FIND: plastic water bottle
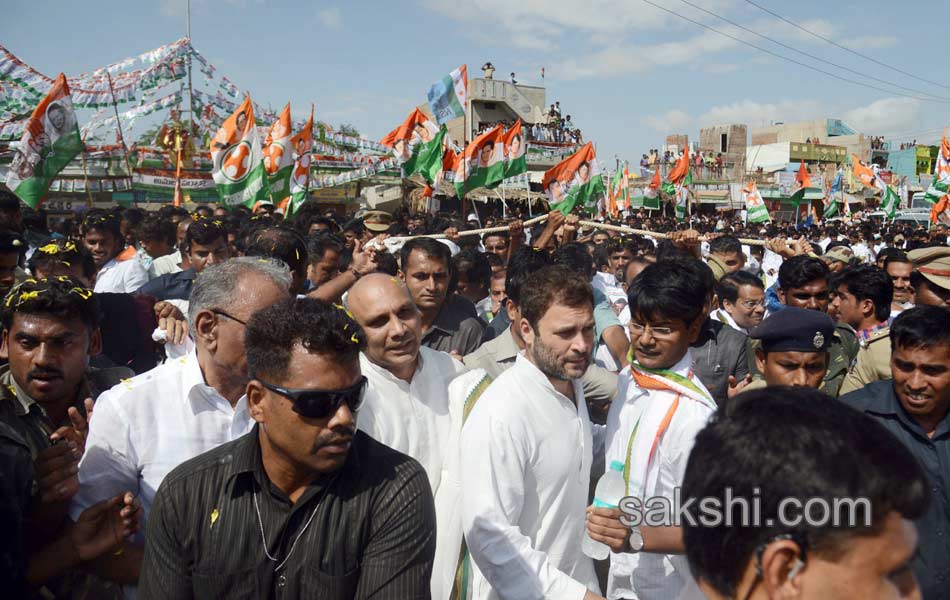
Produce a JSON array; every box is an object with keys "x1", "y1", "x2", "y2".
[{"x1": 583, "y1": 460, "x2": 626, "y2": 560}]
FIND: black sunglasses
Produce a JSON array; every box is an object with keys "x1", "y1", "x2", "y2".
[{"x1": 256, "y1": 376, "x2": 367, "y2": 419}]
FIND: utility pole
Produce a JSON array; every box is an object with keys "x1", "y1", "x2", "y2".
[{"x1": 185, "y1": 0, "x2": 195, "y2": 134}]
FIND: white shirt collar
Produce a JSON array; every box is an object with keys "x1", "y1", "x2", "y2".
[
  {"x1": 180, "y1": 349, "x2": 246, "y2": 409},
  {"x1": 513, "y1": 352, "x2": 583, "y2": 408}
]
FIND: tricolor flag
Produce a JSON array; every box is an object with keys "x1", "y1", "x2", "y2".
[
  {"x1": 852, "y1": 154, "x2": 900, "y2": 218},
  {"x1": 822, "y1": 184, "x2": 838, "y2": 218},
  {"x1": 622, "y1": 163, "x2": 631, "y2": 210},
  {"x1": 789, "y1": 161, "x2": 821, "y2": 208},
  {"x1": 643, "y1": 168, "x2": 661, "y2": 210},
  {"x1": 852, "y1": 155, "x2": 876, "y2": 188},
  {"x1": 415, "y1": 125, "x2": 447, "y2": 185},
  {"x1": 674, "y1": 171, "x2": 692, "y2": 221},
  {"x1": 454, "y1": 124, "x2": 505, "y2": 198},
  {"x1": 426, "y1": 65, "x2": 467, "y2": 125},
  {"x1": 662, "y1": 150, "x2": 691, "y2": 196},
  {"x1": 5, "y1": 73, "x2": 83, "y2": 209},
  {"x1": 743, "y1": 180, "x2": 771, "y2": 223},
  {"x1": 503, "y1": 119, "x2": 526, "y2": 178},
  {"x1": 210, "y1": 95, "x2": 269, "y2": 209},
  {"x1": 380, "y1": 108, "x2": 443, "y2": 180},
  {"x1": 931, "y1": 194, "x2": 950, "y2": 225},
  {"x1": 263, "y1": 103, "x2": 295, "y2": 201},
  {"x1": 608, "y1": 168, "x2": 622, "y2": 218},
  {"x1": 283, "y1": 105, "x2": 314, "y2": 218},
  {"x1": 795, "y1": 160, "x2": 812, "y2": 189},
  {"x1": 542, "y1": 141, "x2": 606, "y2": 215},
  {"x1": 924, "y1": 133, "x2": 950, "y2": 204},
  {"x1": 608, "y1": 161, "x2": 629, "y2": 218}
]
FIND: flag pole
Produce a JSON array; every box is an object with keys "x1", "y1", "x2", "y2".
[
  {"x1": 78, "y1": 132, "x2": 94, "y2": 205},
  {"x1": 106, "y1": 72, "x2": 134, "y2": 183},
  {"x1": 185, "y1": 0, "x2": 195, "y2": 134}
]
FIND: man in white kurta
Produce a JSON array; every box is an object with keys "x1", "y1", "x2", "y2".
[
  {"x1": 359, "y1": 346, "x2": 467, "y2": 492},
  {"x1": 346, "y1": 273, "x2": 481, "y2": 600},
  {"x1": 587, "y1": 258, "x2": 718, "y2": 600},
  {"x1": 461, "y1": 354, "x2": 600, "y2": 599},
  {"x1": 604, "y1": 351, "x2": 715, "y2": 600},
  {"x1": 460, "y1": 264, "x2": 603, "y2": 600}
]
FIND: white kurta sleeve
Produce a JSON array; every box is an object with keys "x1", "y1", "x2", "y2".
[
  {"x1": 124, "y1": 258, "x2": 150, "y2": 293},
  {"x1": 69, "y1": 389, "x2": 140, "y2": 521},
  {"x1": 461, "y1": 410, "x2": 588, "y2": 600}
]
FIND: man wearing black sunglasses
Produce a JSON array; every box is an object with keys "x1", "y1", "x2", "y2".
[{"x1": 139, "y1": 297, "x2": 436, "y2": 599}]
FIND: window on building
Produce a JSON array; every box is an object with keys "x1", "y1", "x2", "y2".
[{"x1": 720, "y1": 133, "x2": 728, "y2": 153}]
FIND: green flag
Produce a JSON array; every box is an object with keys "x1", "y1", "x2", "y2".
[
  {"x1": 414, "y1": 125, "x2": 447, "y2": 185},
  {"x1": 5, "y1": 74, "x2": 83, "y2": 209}
]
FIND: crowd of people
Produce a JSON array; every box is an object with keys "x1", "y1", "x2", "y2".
[{"x1": 1, "y1": 184, "x2": 949, "y2": 600}]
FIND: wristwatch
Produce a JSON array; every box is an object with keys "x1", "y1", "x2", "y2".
[{"x1": 628, "y1": 526, "x2": 644, "y2": 553}]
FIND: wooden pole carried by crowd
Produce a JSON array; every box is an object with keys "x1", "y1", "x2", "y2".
[{"x1": 384, "y1": 214, "x2": 767, "y2": 246}]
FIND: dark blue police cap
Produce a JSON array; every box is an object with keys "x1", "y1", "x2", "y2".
[{"x1": 750, "y1": 307, "x2": 835, "y2": 353}]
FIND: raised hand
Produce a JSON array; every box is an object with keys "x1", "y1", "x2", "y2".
[{"x1": 50, "y1": 397, "x2": 95, "y2": 455}]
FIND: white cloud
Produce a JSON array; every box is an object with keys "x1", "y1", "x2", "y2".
[
  {"x1": 642, "y1": 109, "x2": 694, "y2": 132},
  {"x1": 698, "y1": 99, "x2": 826, "y2": 127},
  {"x1": 639, "y1": 96, "x2": 924, "y2": 139},
  {"x1": 843, "y1": 97, "x2": 921, "y2": 134},
  {"x1": 317, "y1": 7, "x2": 343, "y2": 31}
]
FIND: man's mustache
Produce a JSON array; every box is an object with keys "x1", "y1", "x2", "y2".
[
  {"x1": 28, "y1": 368, "x2": 64, "y2": 380},
  {"x1": 310, "y1": 426, "x2": 356, "y2": 454}
]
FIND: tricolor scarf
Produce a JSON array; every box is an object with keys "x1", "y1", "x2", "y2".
[{"x1": 622, "y1": 361, "x2": 715, "y2": 497}]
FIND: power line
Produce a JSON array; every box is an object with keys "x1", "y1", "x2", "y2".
[
  {"x1": 639, "y1": 0, "x2": 950, "y2": 104},
  {"x1": 742, "y1": 0, "x2": 949, "y2": 91},
  {"x1": 675, "y1": 0, "x2": 950, "y2": 102}
]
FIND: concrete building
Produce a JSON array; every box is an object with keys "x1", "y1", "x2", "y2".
[
  {"x1": 665, "y1": 134, "x2": 688, "y2": 155},
  {"x1": 699, "y1": 124, "x2": 747, "y2": 175},
  {"x1": 751, "y1": 118, "x2": 870, "y2": 164}
]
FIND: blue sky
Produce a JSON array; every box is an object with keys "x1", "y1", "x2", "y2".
[{"x1": 3, "y1": 0, "x2": 948, "y2": 163}]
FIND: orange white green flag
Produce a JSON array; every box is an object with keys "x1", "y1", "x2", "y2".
[
  {"x1": 931, "y1": 194, "x2": 950, "y2": 225},
  {"x1": 454, "y1": 124, "x2": 505, "y2": 198},
  {"x1": 210, "y1": 95, "x2": 269, "y2": 209},
  {"x1": 380, "y1": 108, "x2": 443, "y2": 181},
  {"x1": 284, "y1": 105, "x2": 314, "y2": 217},
  {"x1": 542, "y1": 141, "x2": 606, "y2": 215},
  {"x1": 642, "y1": 168, "x2": 661, "y2": 210},
  {"x1": 503, "y1": 119, "x2": 527, "y2": 178},
  {"x1": 742, "y1": 180, "x2": 771, "y2": 223},
  {"x1": 852, "y1": 154, "x2": 875, "y2": 188},
  {"x1": 5, "y1": 73, "x2": 83, "y2": 209},
  {"x1": 851, "y1": 154, "x2": 899, "y2": 218},
  {"x1": 426, "y1": 64, "x2": 467, "y2": 125},
  {"x1": 262, "y1": 103, "x2": 295, "y2": 201},
  {"x1": 924, "y1": 133, "x2": 950, "y2": 204}
]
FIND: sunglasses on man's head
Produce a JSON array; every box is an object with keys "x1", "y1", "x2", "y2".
[{"x1": 255, "y1": 376, "x2": 368, "y2": 419}]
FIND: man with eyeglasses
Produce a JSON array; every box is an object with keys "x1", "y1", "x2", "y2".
[
  {"x1": 712, "y1": 271, "x2": 765, "y2": 335},
  {"x1": 682, "y1": 386, "x2": 927, "y2": 600},
  {"x1": 586, "y1": 259, "x2": 717, "y2": 600},
  {"x1": 70, "y1": 258, "x2": 291, "y2": 592},
  {"x1": 138, "y1": 297, "x2": 436, "y2": 599}
]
